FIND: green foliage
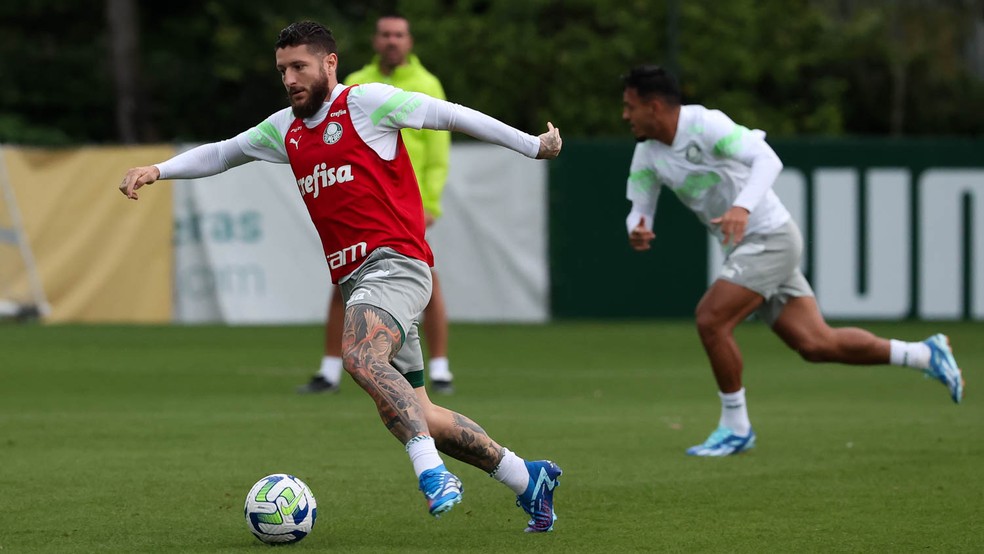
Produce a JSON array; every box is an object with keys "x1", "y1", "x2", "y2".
[
  {"x1": 0, "y1": 0, "x2": 982, "y2": 144},
  {"x1": 404, "y1": 0, "x2": 666, "y2": 135},
  {"x1": 0, "y1": 1, "x2": 115, "y2": 144},
  {"x1": 0, "y1": 113, "x2": 72, "y2": 145},
  {"x1": 677, "y1": 0, "x2": 850, "y2": 135}
]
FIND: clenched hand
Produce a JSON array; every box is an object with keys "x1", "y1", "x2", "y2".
[
  {"x1": 536, "y1": 122, "x2": 562, "y2": 160},
  {"x1": 711, "y1": 206, "x2": 750, "y2": 246},
  {"x1": 629, "y1": 217, "x2": 655, "y2": 251}
]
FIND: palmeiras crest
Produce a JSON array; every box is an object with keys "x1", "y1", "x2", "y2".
[
  {"x1": 685, "y1": 141, "x2": 703, "y2": 164},
  {"x1": 323, "y1": 122, "x2": 343, "y2": 144}
]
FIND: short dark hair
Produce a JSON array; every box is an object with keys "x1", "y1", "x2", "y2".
[
  {"x1": 622, "y1": 65, "x2": 681, "y2": 105},
  {"x1": 377, "y1": 12, "x2": 411, "y2": 32},
  {"x1": 275, "y1": 21, "x2": 337, "y2": 56}
]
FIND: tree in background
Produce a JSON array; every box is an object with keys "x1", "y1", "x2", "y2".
[
  {"x1": 0, "y1": 0, "x2": 981, "y2": 145},
  {"x1": 106, "y1": 0, "x2": 140, "y2": 144},
  {"x1": 819, "y1": 0, "x2": 984, "y2": 135},
  {"x1": 402, "y1": 0, "x2": 663, "y2": 137},
  {"x1": 0, "y1": 0, "x2": 110, "y2": 144}
]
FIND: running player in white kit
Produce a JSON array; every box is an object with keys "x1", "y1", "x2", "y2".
[
  {"x1": 118, "y1": 21, "x2": 562, "y2": 532},
  {"x1": 620, "y1": 65, "x2": 964, "y2": 456}
]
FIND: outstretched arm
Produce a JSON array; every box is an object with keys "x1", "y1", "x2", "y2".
[
  {"x1": 351, "y1": 83, "x2": 561, "y2": 160},
  {"x1": 118, "y1": 138, "x2": 252, "y2": 200},
  {"x1": 419, "y1": 98, "x2": 561, "y2": 159}
]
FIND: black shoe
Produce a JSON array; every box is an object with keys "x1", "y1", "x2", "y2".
[
  {"x1": 431, "y1": 380, "x2": 455, "y2": 395},
  {"x1": 296, "y1": 375, "x2": 340, "y2": 394}
]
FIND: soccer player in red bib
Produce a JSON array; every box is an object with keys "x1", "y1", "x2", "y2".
[{"x1": 119, "y1": 21, "x2": 563, "y2": 532}]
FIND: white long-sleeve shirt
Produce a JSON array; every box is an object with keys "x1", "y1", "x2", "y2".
[
  {"x1": 625, "y1": 104, "x2": 788, "y2": 243},
  {"x1": 156, "y1": 83, "x2": 540, "y2": 179}
]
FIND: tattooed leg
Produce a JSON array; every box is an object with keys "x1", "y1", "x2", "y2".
[
  {"x1": 415, "y1": 390, "x2": 505, "y2": 473},
  {"x1": 342, "y1": 304, "x2": 429, "y2": 443}
]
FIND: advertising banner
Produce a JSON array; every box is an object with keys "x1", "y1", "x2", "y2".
[
  {"x1": 2, "y1": 145, "x2": 175, "y2": 323},
  {"x1": 172, "y1": 159, "x2": 331, "y2": 324}
]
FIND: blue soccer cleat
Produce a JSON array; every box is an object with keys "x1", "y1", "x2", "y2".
[
  {"x1": 924, "y1": 334, "x2": 964, "y2": 404},
  {"x1": 686, "y1": 426, "x2": 756, "y2": 456},
  {"x1": 418, "y1": 464, "x2": 462, "y2": 517},
  {"x1": 516, "y1": 460, "x2": 562, "y2": 532}
]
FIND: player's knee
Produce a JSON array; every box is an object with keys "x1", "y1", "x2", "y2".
[
  {"x1": 340, "y1": 351, "x2": 362, "y2": 376},
  {"x1": 340, "y1": 348, "x2": 377, "y2": 377},
  {"x1": 695, "y1": 309, "x2": 725, "y2": 341}
]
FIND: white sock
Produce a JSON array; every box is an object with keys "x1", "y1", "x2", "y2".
[
  {"x1": 317, "y1": 356, "x2": 344, "y2": 384},
  {"x1": 490, "y1": 448, "x2": 529, "y2": 495},
  {"x1": 889, "y1": 340, "x2": 931, "y2": 370},
  {"x1": 405, "y1": 436, "x2": 444, "y2": 478},
  {"x1": 718, "y1": 388, "x2": 751, "y2": 436},
  {"x1": 429, "y1": 357, "x2": 453, "y2": 382}
]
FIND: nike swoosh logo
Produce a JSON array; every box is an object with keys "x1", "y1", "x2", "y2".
[{"x1": 279, "y1": 489, "x2": 303, "y2": 515}]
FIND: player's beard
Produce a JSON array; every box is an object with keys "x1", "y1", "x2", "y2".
[{"x1": 289, "y1": 69, "x2": 329, "y2": 119}]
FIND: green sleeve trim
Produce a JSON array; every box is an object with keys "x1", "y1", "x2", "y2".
[
  {"x1": 713, "y1": 125, "x2": 750, "y2": 157},
  {"x1": 370, "y1": 91, "x2": 416, "y2": 125},
  {"x1": 628, "y1": 168, "x2": 659, "y2": 195},
  {"x1": 248, "y1": 120, "x2": 283, "y2": 152}
]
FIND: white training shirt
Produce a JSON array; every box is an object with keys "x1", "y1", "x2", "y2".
[
  {"x1": 625, "y1": 104, "x2": 788, "y2": 243},
  {"x1": 155, "y1": 83, "x2": 540, "y2": 179}
]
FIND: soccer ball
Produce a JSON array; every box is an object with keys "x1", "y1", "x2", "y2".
[{"x1": 244, "y1": 474, "x2": 317, "y2": 544}]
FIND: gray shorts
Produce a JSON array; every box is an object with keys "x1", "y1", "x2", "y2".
[
  {"x1": 718, "y1": 219, "x2": 815, "y2": 326},
  {"x1": 339, "y1": 247, "x2": 431, "y2": 385}
]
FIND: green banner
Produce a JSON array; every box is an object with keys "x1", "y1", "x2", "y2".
[{"x1": 549, "y1": 139, "x2": 706, "y2": 318}]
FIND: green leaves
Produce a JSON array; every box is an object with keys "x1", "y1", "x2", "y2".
[{"x1": 1, "y1": 0, "x2": 982, "y2": 144}]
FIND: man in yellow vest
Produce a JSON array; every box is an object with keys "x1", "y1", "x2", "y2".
[{"x1": 297, "y1": 13, "x2": 455, "y2": 394}]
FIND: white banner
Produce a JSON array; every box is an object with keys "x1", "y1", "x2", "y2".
[
  {"x1": 173, "y1": 144, "x2": 549, "y2": 324},
  {"x1": 173, "y1": 160, "x2": 331, "y2": 324},
  {"x1": 428, "y1": 144, "x2": 549, "y2": 322}
]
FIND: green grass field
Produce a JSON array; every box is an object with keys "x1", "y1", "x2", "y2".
[{"x1": 1, "y1": 321, "x2": 981, "y2": 553}]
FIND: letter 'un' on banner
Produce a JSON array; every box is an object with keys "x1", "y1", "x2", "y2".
[{"x1": 172, "y1": 156, "x2": 331, "y2": 324}]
